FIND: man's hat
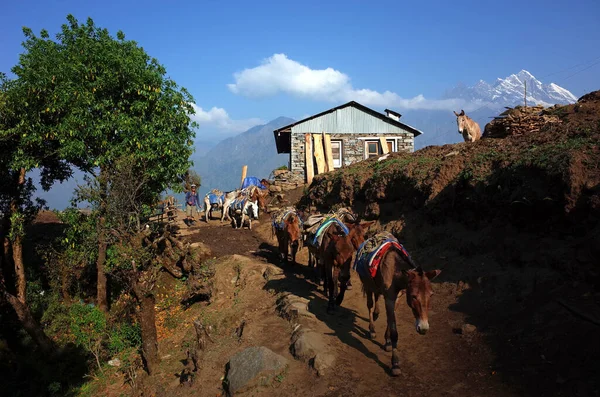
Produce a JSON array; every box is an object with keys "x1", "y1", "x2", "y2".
[{"x1": 191, "y1": 184, "x2": 196, "y2": 188}]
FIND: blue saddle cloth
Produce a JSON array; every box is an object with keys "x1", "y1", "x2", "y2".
[
  {"x1": 310, "y1": 217, "x2": 350, "y2": 248},
  {"x1": 207, "y1": 193, "x2": 225, "y2": 205},
  {"x1": 241, "y1": 176, "x2": 267, "y2": 190}
]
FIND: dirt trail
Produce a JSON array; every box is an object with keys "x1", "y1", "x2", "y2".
[{"x1": 184, "y1": 213, "x2": 515, "y2": 397}]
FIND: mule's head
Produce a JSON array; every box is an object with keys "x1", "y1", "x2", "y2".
[
  {"x1": 285, "y1": 213, "x2": 301, "y2": 247},
  {"x1": 245, "y1": 200, "x2": 259, "y2": 219},
  {"x1": 327, "y1": 231, "x2": 355, "y2": 279},
  {"x1": 403, "y1": 268, "x2": 441, "y2": 335},
  {"x1": 453, "y1": 109, "x2": 467, "y2": 134},
  {"x1": 250, "y1": 187, "x2": 268, "y2": 214},
  {"x1": 257, "y1": 192, "x2": 268, "y2": 214},
  {"x1": 345, "y1": 220, "x2": 375, "y2": 250}
]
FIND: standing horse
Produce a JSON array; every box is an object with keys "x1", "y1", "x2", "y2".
[
  {"x1": 228, "y1": 195, "x2": 259, "y2": 230},
  {"x1": 454, "y1": 110, "x2": 481, "y2": 142},
  {"x1": 204, "y1": 189, "x2": 225, "y2": 222},
  {"x1": 271, "y1": 207, "x2": 303, "y2": 265},
  {"x1": 320, "y1": 220, "x2": 374, "y2": 314},
  {"x1": 354, "y1": 232, "x2": 441, "y2": 376}
]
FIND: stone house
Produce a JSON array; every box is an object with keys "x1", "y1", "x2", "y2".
[{"x1": 273, "y1": 101, "x2": 423, "y2": 182}]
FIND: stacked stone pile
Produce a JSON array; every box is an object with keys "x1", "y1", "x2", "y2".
[
  {"x1": 484, "y1": 104, "x2": 562, "y2": 138},
  {"x1": 267, "y1": 169, "x2": 304, "y2": 193},
  {"x1": 265, "y1": 169, "x2": 305, "y2": 213}
]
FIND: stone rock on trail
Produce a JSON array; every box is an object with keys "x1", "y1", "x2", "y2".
[{"x1": 225, "y1": 346, "x2": 288, "y2": 395}]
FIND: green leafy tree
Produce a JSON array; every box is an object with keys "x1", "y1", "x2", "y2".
[
  {"x1": 0, "y1": 71, "x2": 66, "y2": 355},
  {"x1": 10, "y1": 15, "x2": 197, "y2": 314}
]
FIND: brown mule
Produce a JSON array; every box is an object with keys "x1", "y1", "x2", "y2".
[
  {"x1": 454, "y1": 109, "x2": 481, "y2": 142},
  {"x1": 320, "y1": 220, "x2": 374, "y2": 314},
  {"x1": 358, "y1": 246, "x2": 441, "y2": 376},
  {"x1": 272, "y1": 209, "x2": 302, "y2": 265},
  {"x1": 305, "y1": 209, "x2": 359, "y2": 287}
]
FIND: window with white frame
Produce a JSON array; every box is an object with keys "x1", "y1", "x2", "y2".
[
  {"x1": 364, "y1": 139, "x2": 396, "y2": 159},
  {"x1": 331, "y1": 140, "x2": 343, "y2": 168}
]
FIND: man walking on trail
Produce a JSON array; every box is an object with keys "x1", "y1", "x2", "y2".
[{"x1": 185, "y1": 184, "x2": 201, "y2": 223}]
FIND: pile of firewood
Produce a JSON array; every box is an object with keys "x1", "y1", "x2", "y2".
[{"x1": 483, "y1": 104, "x2": 563, "y2": 138}]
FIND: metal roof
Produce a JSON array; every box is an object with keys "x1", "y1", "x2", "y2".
[
  {"x1": 274, "y1": 101, "x2": 423, "y2": 135},
  {"x1": 273, "y1": 101, "x2": 423, "y2": 153}
]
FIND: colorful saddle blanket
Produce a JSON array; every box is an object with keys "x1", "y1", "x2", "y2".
[
  {"x1": 272, "y1": 207, "x2": 303, "y2": 231},
  {"x1": 310, "y1": 217, "x2": 350, "y2": 248},
  {"x1": 241, "y1": 176, "x2": 267, "y2": 190},
  {"x1": 353, "y1": 232, "x2": 414, "y2": 279}
]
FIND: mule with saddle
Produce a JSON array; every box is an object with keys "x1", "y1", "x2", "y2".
[
  {"x1": 203, "y1": 177, "x2": 270, "y2": 226},
  {"x1": 303, "y1": 208, "x2": 359, "y2": 286},
  {"x1": 303, "y1": 208, "x2": 442, "y2": 376},
  {"x1": 271, "y1": 206, "x2": 304, "y2": 266},
  {"x1": 350, "y1": 231, "x2": 442, "y2": 376}
]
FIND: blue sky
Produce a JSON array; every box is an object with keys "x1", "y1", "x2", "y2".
[
  {"x1": 2, "y1": 0, "x2": 599, "y2": 134},
  {"x1": 2, "y1": 0, "x2": 600, "y2": 208}
]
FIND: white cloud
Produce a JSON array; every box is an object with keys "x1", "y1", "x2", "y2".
[
  {"x1": 228, "y1": 54, "x2": 484, "y2": 111},
  {"x1": 189, "y1": 104, "x2": 263, "y2": 134}
]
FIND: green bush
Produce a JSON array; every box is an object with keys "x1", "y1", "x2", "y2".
[
  {"x1": 69, "y1": 302, "x2": 107, "y2": 371},
  {"x1": 107, "y1": 322, "x2": 142, "y2": 356},
  {"x1": 40, "y1": 294, "x2": 72, "y2": 344}
]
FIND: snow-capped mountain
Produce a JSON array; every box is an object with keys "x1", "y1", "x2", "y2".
[{"x1": 443, "y1": 70, "x2": 577, "y2": 108}]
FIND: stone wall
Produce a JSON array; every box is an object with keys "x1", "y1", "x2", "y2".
[
  {"x1": 268, "y1": 169, "x2": 304, "y2": 193},
  {"x1": 290, "y1": 133, "x2": 306, "y2": 180},
  {"x1": 290, "y1": 132, "x2": 414, "y2": 181}
]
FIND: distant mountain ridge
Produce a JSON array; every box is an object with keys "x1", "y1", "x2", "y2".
[
  {"x1": 443, "y1": 69, "x2": 577, "y2": 107},
  {"x1": 194, "y1": 117, "x2": 294, "y2": 198}
]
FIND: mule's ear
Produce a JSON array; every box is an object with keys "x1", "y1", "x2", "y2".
[
  {"x1": 405, "y1": 269, "x2": 417, "y2": 280},
  {"x1": 425, "y1": 269, "x2": 442, "y2": 280},
  {"x1": 453, "y1": 110, "x2": 459, "y2": 116},
  {"x1": 460, "y1": 110, "x2": 465, "y2": 116}
]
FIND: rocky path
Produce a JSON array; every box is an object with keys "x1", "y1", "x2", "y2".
[{"x1": 178, "y1": 211, "x2": 517, "y2": 397}]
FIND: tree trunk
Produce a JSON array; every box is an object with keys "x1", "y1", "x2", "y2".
[
  {"x1": 0, "y1": 276, "x2": 55, "y2": 355},
  {"x1": 1, "y1": 232, "x2": 13, "y2": 293},
  {"x1": 61, "y1": 264, "x2": 71, "y2": 301},
  {"x1": 137, "y1": 290, "x2": 159, "y2": 375},
  {"x1": 96, "y1": 223, "x2": 108, "y2": 312},
  {"x1": 11, "y1": 168, "x2": 27, "y2": 303},
  {"x1": 12, "y1": 234, "x2": 25, "y2": 303},
  {"x1": 96, "y1": 169, "x2": 109, "y2": 312}
]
